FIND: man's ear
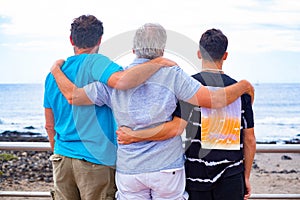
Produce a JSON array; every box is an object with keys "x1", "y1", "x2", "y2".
[
  {"x1": 70, "y1": 36, "x2": 75, "y2": 45},
  {"x1": 223, "y1": 52, "x2": 228, "y2": 60},
  {"x1": 97, "y1": 36, "x2": 102, "y2": 45},
  {"x1": 197, "y1": 50, "x2": 202, "y2": 59},
  {"x1": 132, "y1": 49, "x2": 135, "y2": 54},
  {"x1": 70, "y1": 35, "x2": 74, "y2": 46}
]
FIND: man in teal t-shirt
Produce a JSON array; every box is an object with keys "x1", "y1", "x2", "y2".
[{"x1": 44, "y1": 15, "x2": 176, "y2": 200}]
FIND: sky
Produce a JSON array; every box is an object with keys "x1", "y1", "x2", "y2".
[{"x1": 0, "y1": 0, "x2": 299, "y2": 84}]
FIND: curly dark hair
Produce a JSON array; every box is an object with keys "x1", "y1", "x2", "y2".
[
  {"x1": 70, "y1": 15, "x2": 103, "y2": 48},
  {"x1": 199, "y1": 28, "x2": 228, "y2": 61}
]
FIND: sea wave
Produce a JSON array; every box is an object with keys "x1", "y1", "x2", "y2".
[
  {"x1": 0, "y1": 117, "x2": 46, "y2": 136},
  {"x1": 256, "y1": 116, "x2": 300, "y2": 126}
]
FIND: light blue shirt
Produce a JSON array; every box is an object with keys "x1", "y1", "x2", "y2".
[
  {"x1": 44, "y1": 54, "x2": 122, "y2": 166},
  {"x1": 84, "y1": 58, "x2": 201, "y2": 174}
]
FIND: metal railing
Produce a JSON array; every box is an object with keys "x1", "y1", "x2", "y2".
[
  {"x1": 0, "y1": 142, "x2": 300, "y2": 199},
  {"x1": 1, "y1": 142, "x2": 300, "y2": 153},
  {"x1": 0, "y1": 191, "x2": 51, "y2": 198}
]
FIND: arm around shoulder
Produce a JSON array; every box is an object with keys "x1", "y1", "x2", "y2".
[
  {"x1": 212, "y1": 79, "x2": 254, "y2": 108},
  {"x1": 51, "y1": 60, "x2": 94, "y2": 105},
  {"x1": 188, "y1": 80, "x2": 254, "y2": 108},
  {"x1": 107, "y1": 57, "x2": 177, "y2": 90}
]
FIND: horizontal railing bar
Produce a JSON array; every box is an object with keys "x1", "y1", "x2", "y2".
[
  {"x1": 0, "y1": 142, "x2": 51, "y2": 151},
  {"x1": 250, "y1": 193, "x2": 300, "y2": 199},
  {"x1": 1, "y1": 142, "x2": 300, "y2": 153},
  {"x1": 255, "y1": 144, "x2": 300, "y2": 153},
  {"x1": 0, "y1": 191, "x2": 300, "y2": 199},
  {"x1": 0, "y1": 191, "x2": 51, "y2": 197}
]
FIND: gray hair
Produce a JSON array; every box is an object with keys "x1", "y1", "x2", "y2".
[{"x1": 133, "y1": 23, "x2": 167, "y2": 59}]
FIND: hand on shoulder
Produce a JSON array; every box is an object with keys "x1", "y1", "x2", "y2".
[
  {"x1": 150, "y1": 57, "x2": 178, "y2": 67},
  {"x1": 50, "y1": 59, "x2": 65, "y2": 75}
]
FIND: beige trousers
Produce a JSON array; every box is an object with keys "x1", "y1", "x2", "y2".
[{"x1": 50, "y1": 154, "x2": 116, "y2": 200}]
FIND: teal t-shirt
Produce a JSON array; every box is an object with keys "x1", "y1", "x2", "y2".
[{"x1": 43, "y1": 53, "x2": 122, "y2": 166}]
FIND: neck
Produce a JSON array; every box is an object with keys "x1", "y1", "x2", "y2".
[
  {"x1": 201, "y1": 60, "x2": 224, "y2": 73},
  {"x1": 74, "y1": 46, "x2": 96, "y2": 55}
]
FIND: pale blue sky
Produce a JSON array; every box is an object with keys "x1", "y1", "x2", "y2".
[{"x1": 0, "y1": 0, "x2": 299, "y2": 83}]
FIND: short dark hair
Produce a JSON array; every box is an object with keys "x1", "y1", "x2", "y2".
[
  {"x1": 70, "y1": 15, "x2": 103, "y2": 48},
  {"x1": 199, "y1": 29, "x2": 228, "y2": 61}
]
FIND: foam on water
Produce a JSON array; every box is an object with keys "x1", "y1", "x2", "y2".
[{"x1": 0, "y1": 83, "x2": 299, "y2": 142}]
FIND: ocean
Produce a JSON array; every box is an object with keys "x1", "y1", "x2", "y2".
[
  {"x1": 0, "y1": 84, "x2": 45, "y2": 136},
  {"x1": 253, "y1": 83, "x2": 300, "y2": 143},
  {"x1": 0, "y1": 83, "x2": 299, "y2": 143}
]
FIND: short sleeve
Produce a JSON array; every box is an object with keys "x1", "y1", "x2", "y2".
[
  {"x1": 242, "y1": 94, "x2": 254, "y2": 129},
  {"x1": 83, "y1": 82, "x2": 113, "y2": 108},
  {"x1": 83, "y1": 54, "x2": 123, "y2": 84},
  {"x1": 43, "y1": 73, "x2": 52, "y2": 108},
  {"x1": 173, "y1": 100, "x2": 196, "y2": 122},
  {"x1": 172, "y1": 67, "x2": 201, "y2": 101}
]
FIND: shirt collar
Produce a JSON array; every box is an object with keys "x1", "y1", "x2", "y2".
[{"x1": 126, "y1": 58, "x2": 150, "y2": 69}]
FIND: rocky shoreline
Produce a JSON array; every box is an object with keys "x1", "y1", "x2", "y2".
[
  {"x1": 0, "y1": 150, "x2": 53, "y2": 189},
  {"x1": 0, "y1": 131, "x2": 48, "y2": 142},
  {"x1": 0, "y1": 131, "x2": 52, "y2": 190},
  {"x1": 0, "y1": 151, "x2": 299, "y2": 199}
]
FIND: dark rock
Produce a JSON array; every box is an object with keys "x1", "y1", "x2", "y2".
[
  {"x1": 279, "y1": 170, "x2": 288, "y2": 174},
  {"x1": 256, "y1": 135, "x2": 300, "y2": 144},
  {"x1": 0, "y1": 131, "x2": 48, "y2": 142},
  {"x1": 24, "y1": 126, "x2": 35, "y2": 130},
  {"x1": 285, "y1": 138, "x2": 300, "y2": 144},
  {"x1": 256, "y1": 141, "x2": 277, "y2": 144},
  {"x1": 252, "y1": 162, "x2": 259, "y2": 169},
  {"x1": 281, "y1": 155, "x2": 292, "y2": 160}
]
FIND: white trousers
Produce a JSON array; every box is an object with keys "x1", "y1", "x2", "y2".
[{"x1": 115, "y1": 168, "x2": 188, "y2": 200}]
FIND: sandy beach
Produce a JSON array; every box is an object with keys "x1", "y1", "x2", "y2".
[
  {"x1": 0, "y1": 152, "x2": 299, "y2": 200},
  {"x1": 250, "y1": 153, "x2": 299, "y2": 195}
]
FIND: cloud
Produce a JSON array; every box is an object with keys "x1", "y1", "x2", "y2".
[
  {"x1": 0, "y1": 0, "x2": 299, "y2": 56},
  {"x1": 0, "y1": 0, "x2": 76, "y2": 36},
  {"x1": 0, "y1": 0, "x2": 299, "y2": 83}
]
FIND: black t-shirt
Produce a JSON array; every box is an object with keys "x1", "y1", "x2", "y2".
[{"x1": 173, "y1": 72, "x2": 254, "y2": 191}]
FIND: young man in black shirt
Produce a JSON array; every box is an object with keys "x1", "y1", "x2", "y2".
[{"x1": 173, "y1": 29, "x2": 256, "y2": 200}]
